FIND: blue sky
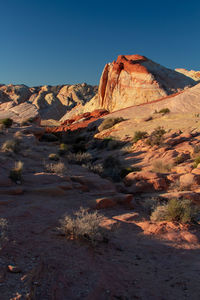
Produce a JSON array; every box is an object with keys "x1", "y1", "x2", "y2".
[{"x1": 0, "y1": 0, "x2": 199, "y2": 86}]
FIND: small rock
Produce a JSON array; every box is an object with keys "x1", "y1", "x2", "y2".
[{"x1": 7, "y1": 265, "x2": 22, "y2": 273}]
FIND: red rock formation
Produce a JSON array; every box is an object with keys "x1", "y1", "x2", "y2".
[
  {"x1": 98, "y1": 54, "x2": 196, "y2": 112},
  {"x1": 46, "y1": 109, "x2": 108, "y2": 133}
]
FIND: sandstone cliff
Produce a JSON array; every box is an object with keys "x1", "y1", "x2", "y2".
[{"x1": 98, "y1": 55, "x2": 196, "y2": 111}]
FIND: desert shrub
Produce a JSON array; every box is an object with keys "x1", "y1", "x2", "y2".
[
  {"x1": 45, "y1": 162, "x2": 66, "y2": 175},
  {"x1": 146, "y1": 126, "x2": 166, "y2": 146},
  {"x1": 9, "y1": 161, "x2": 23, "y2": 183},
  {"x1": 58, "y1": 143, "x2": 69, "y2": 156},
  {"x1": 133, "y1": 131, "x2": 148, "y2": 143},
  {"x1": 67, "y1": 152, "x2": 92, "y2": 165},
  {"x1": 83, "y1": 163, "x2": 104, "y2": 175},
  {"x1": 152, "y1": 160, "x2": 172, "y2": 173},
  {"x1": 48, "y1": 153, "x2": 60, "y2": 161},
  {"x1": 0, "y1": 118, "x2": 13, "y2": 128},
  {"x1": 0, "y1": 218, "x2": 8, "y2": 250},
  {"x1": 2, "y1": 139, "x2": 20, "y2": 153},
  {"x1": 99, "y1": 117, "x2": 125, "y2": 131},
  {"x1": 193, "y1": 155, "x2": 200, "y2": 168},
  {"x1": 151, "y1": 198, "x2": 200, "y2": 223},
  {"x1": 58, "y1": 207, "x2": 105, "y2": 244},
  {"x1": 150, "y1": 204, "x2": 168, "y2": 222},
  {"x1": 158, "y1": 108, "x2": 170, "y2": 115}
]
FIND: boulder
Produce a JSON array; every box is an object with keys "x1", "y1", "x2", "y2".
[
  {"x1": 0, "y1": 101, "x2": 41, "y2": 125},
  {"x1": 179, "y1": 173, "x2": 200, "y2": 188}
]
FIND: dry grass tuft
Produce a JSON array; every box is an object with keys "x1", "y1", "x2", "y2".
[
  {"x1": 9, "y1": 161, "x2": 23, "y2": 183},
  {"x1": 2, "y1": 139, "x2": 20, "y2": 153},
  {"x1": 152, "y1": 160, "x2": 172, "y2": 173}
]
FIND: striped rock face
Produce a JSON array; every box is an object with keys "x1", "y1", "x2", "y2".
[{"x1": 98, "y1": 54, "x2": 197, "y2": 112}]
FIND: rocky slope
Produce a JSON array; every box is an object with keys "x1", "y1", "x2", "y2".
[{"x1": 1, "y1": 113, "x2": 200, "y2": 299}]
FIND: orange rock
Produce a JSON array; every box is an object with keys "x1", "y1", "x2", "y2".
[
  {"x1": 96, "y1": 197, "x2": 116, "y2": 209},
  {"x1": 179, "y1": 173, "x2": 200, "y2": 188}
]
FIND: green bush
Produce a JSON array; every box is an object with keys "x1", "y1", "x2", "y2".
[
  {"x1": 58, "y1": 143, "x2": 69, "y2": 156},
  {"x1": 158, "y1": 108, "x2": 170, "y2": 115},
  {"x1": 133, "y1": 131, "x2": 148, "y2": 143},
  {"x1": 99, "y1": 117, "x2": 125, "y2": 131},
  {"x1": 0, "y1": 118, "x2": 13, "y2": 128},
  {"x1": 146, "y1": 126, "x2": 166, "y2": 146},
  {"x1": 151, "y1": 198, "x2": 199, "y2": 224},
  {"x1": 193, "y1": 155, "x2": 200, "y2": 168}
]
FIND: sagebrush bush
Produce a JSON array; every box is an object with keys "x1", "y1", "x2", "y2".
[
  {"x1": 45, "y1": 162, "x2": 66, "y2": 175},
  {"x1": 9, "y1": 161, "x2": 23, "y2": 183},
  {"x1": 151, "y1": 198, "x2": 200, "y2": 223},
  {"x1": 83, "y1": 162, "x2": 104, "y2": 175},
  {"x1": 146, "y1": 126, "x2": 166, "y2": 146},
  {"x1": 99, "y1": 117, "x2": 125, "y2": 131},
  {"x1": 58, "y1": 207, "x2": 105, "y2": 244},
  {"x1": 66, "y1": 152, "x2": 92, "y2": 165},
  {"x1": 133, "y1": 131, "x2": 147, "y2": 143},
  {"x1": 0, "y1": 118, "x2": 13, "y2": 128},
  {"x1": 152, "y1": 160, "x2": 172, "y2": 173},
  {"x1": 2, "y1": 139, "x2": 20, "y2": 153}
]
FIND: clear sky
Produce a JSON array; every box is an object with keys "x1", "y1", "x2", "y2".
[{"x1": 0, "y1": 0, "x2": 199, "y2": 86}]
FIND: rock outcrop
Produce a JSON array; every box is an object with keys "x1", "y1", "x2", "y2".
[
  {"x1": 175, "y1": 68, "x2": 200, "y2": 82},
  {"x1": 0, "y1": 101, "x2": 41, "y2": 124},
  {"x1": 0, "y1": 83, "x2": 98, "y2": 120},
  {"x1": 98, "y1": 54, "x2": 196, "y2": 112}
]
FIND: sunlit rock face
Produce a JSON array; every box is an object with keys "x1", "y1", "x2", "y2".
[
  {"x1": 98, "y1": 54, "x2": 196, "y2": 111},
  {"x1": 0, "y1": 83, "x2": 98, "y2": 121},
  {"x1": 175, "y1": 68, "x2": 200, "y2": 82}
]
